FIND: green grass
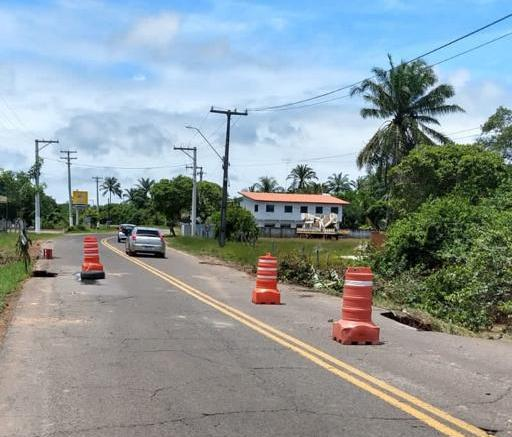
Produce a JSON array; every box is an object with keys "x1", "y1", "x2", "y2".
[
  {"x1": 0, "y1": 232, "x2": 61, "y2": 312},
  {"x1": 0, "y1": 261, "x2": 31, "y2": 311},
  {"x1": 168, "y1": 236, "x2": 365, "y2": 269}
]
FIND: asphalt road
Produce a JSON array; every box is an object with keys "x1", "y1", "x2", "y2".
[{"x1": 0, "y1": 234, "x2": 510, "y2": 436}]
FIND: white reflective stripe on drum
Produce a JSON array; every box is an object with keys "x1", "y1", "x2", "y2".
[
  {"x1": 257, "y1": 267, "x2": 277, "y2": 272},
  {"x1": 344, "y1": 280, "x2": 373, "y2": 287},
  {"x1": 257, "y1": 276, "x2": 277, "y2": 280}
]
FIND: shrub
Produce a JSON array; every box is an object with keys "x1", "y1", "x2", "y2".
[
  {"x1": 371, "y1": 193, "x2": 512, "y2": 331},
  {"x1": 211, "y1": 204, "x2": 258, "y2": 242}
]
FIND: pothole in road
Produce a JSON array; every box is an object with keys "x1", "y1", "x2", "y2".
[
  {"x1": 32, "y1": 270, "x2": 58, "y2": 278},
  {"x1": 380, "y1": 311, "x2": 432, "y2": 331}
]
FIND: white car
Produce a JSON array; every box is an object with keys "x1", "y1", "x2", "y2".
[{"x1": 117, "y1": 224, "x2": 136, "y2": 242}]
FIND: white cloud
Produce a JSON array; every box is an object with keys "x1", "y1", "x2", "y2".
[{"x1": 122, "y1": 12, "x2": 180, "y2": 52}]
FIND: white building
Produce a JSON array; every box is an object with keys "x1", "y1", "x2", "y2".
[{"x1": 240, "y1": 192, "x2": 349, "y2": 229}]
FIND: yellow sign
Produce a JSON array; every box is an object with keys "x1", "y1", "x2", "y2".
[{"x1": 72, "y1": 190, "x2": 88, "y2": 205}]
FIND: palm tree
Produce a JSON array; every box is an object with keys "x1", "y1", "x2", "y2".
[
  {"x1": 101, "y1": 176, "x2": 122, "y2": 221},
  {"x1": 123, "y1": 188, "x2": 138, "y2": 202},
  {"x1": 136, "y1": 177, "x2": 155, "y2": 199},
  {"x1": 351, "y1": 55, "x2": 464, "y2": 185},
  {"x1": 287, "y1": 164, "x2": 318, "y2": 192},
  {"x1": 325, "y1": 172, "x2": 355, "y2": 194},
  {"x1": 253, "y1": 176, "x2": 283, "y2": 193}
]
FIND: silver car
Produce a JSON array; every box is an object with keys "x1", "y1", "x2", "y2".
[{"x1": 125, "y1": 226, "x2": 166, "y2": 258}]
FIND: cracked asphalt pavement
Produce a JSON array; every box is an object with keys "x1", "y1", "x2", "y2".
[{"x1": 0, "y1": 234, "x2": 511, "y2": 436}]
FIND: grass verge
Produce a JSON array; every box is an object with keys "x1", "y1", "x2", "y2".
[
  {"x1": 0, "y1": 261, "x2": 30, "y2": 312},
  {"x1": 169, "y1": 236, "x2": 364, "y2": 269},
  {"x1": 0, "y1": 232, "x2": 61, "y2": 313}
]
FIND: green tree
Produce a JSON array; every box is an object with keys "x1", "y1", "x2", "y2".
[
  {"x1": 101, "y1": 176, "x2": 122, "y2": 221},
  {"x1": 197, "y1": 181, "x2": 222, "y2": 222},
  {"x1": 253, "y1": 176, "x2": 283, "y2": 193},
  {"x1": 211, "y1": 203, "x2": 258, "y2": 242},
  {"x1": 480, "y1": 106, "x2": 512, "y2": 160},
  {"x1": 135, "y1": 177, "x2": 155, "y2": 200},
  {"x1": 287, "y1": 164, "x2": 318, "y2": 192},
  {"x1": 325, "y1": 172, "x2": 354, "y2": 195},
  {"x1": 390, "y1": 143, "x2": 507, "y2": 216},
  {"x1": 351, "y1": 55, "x2": 464, "y2": 185},
  {"x1": 151, "y1": 175, "x2": 192, "y2": 236}
]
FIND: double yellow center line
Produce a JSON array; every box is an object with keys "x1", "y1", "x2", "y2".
[{"x1": 102, "y1": 238, "x2": 486, "y2": 437}]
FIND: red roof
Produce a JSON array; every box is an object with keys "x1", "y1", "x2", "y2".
[{"x1": 240, "y1": 192, "x2": 349, "y2": 205}]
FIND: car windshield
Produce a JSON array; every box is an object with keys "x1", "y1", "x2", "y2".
[
  {"x1": 121, "y1": 226, "x2": 134, "y2": 234},
  {"x1": 136, "y1": 229, "x2": 160, "y2": 237}
]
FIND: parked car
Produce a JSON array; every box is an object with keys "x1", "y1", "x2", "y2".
[
  {"x1": 118, "y1": 224, "x2": 136, "y2": 242},
  {"x1": 125, "y1": 226, "x2": 166, "y2": 257}
]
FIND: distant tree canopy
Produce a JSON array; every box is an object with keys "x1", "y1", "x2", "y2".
[
  {"x1": 390, "y1": 143, "x2": 508, "y2": 216},
  {"x1": 480, "y1": 105, "x2": 512, "y2": 161},
  {"x1": 287, "y1": 164, "x2": 318, "y2": 192}
]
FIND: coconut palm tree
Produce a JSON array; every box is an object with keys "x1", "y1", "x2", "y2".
[
  {"x1": 101, "y1": 176, "x2": 122, "y2": 221},
  {"x1": 351, "y1": 55, "x2": 464, "y2": 185},
  {"x1": 287, "y1": 164, "x2": 318, "y2": 192},
  {"x1": 123, "y1": 188, "x2": 138, "y2": 202},
  {"x1": 135, "y1": 177, "x2": 155, "y2": 199},
  {"x1": 325, "y1": 172, "x2": 355, "y2": 194},
  {"x1": 253, "y1": 176, "x2": 284, "y2": 193}
]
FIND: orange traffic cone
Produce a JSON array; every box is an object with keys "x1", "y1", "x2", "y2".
[
  {"x1": 332, "y1": 267, "x2": 380, "y2": 345},
  {"x1": 81, "y1": 236, "x2": 105, "y2": 280},
  {"x1": 252, "y1": 253, "x2": 280, "y2": 304}
]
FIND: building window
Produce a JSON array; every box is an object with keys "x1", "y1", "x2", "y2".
[
  {"x1": 254, "y1": 204, "x2": 259, "y2": 212},
  {"x1": 264, "y1": 223, "x2": 275, "y2": 228},
  {"x1": 266, "y1": 204, "x2": 274, "y2": 213},
  {"x1": 300, "y1": 206, "x2": 308, "y2": 214},
  {"x1": 331, "y1": 207, "x2": 339, "y2": 214},
  {"x1": 284, "y1": 205, "x2": 293, "y2": 213},
  {"x1": 315, "y1": 206, "x2": 323, "y2": 214}
]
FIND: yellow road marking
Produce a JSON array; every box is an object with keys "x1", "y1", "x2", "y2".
[{"x1": 102, "y1": 238, "x2": 486, "y2": 437}]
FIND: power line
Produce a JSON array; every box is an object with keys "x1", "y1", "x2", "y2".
[
  {"x1": 256, "y1": 29, "x2": 512, "y2": 112},
  {"x1": 248, "y1": 12, "x2": 512, "y2": 112},
  {"x1": 42, "y1": 156, "x2": 187, "y2": 170}
]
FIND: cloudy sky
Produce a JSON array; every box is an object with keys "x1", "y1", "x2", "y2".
[{"x1": 1, "y1": 0, "x2": 511, "y2": 203}]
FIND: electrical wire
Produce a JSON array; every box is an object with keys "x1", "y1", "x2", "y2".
[
  {"x1": 247, "y1": 13, "x2": 512, "y2": 112},
  {"x1": 255, "y1": 29, "x2": 512, "y2": 112},
  {"x1": 42, "y1": 156, "x2": 187, "y2": 170}
]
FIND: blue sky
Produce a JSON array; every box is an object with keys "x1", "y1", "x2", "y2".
[{"x1": 1, "y1": 0, "x2": 511, "y2": 202}]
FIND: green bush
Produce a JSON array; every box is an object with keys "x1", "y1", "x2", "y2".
[
  {"x1": 372, "y1": 193, "x2": 512, "y2": 331},
  {"x1": 211, "y1": 203, "x2": 258, "y2": 242}
]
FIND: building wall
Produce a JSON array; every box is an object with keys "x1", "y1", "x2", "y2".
[{"x1": 241, "y1": 198, "x2": 343, "y2": 228}]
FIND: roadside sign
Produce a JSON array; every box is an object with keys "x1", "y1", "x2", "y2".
[
  {"x1": 72, "y1": 190, "x2": 88, "y2": 205},
  {"x1": 0, "y1": 195, "x2": 7, "y2": 204}
]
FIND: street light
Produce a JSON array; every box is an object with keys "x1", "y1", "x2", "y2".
[{"x1": 185, "y1": 125, "x2": 223, "y2": 162}]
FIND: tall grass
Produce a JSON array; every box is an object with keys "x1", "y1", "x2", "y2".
[
  {"x1": 0, "y1": 261, "x2": 30, "y2": 311},
  {"x1": 169, "y1": 237, "x2": 364, "y2": 269}
]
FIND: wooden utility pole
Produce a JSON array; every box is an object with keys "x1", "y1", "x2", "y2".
[{"x1": 209, "y1": 107, "x2": 247, "y2": 247}]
